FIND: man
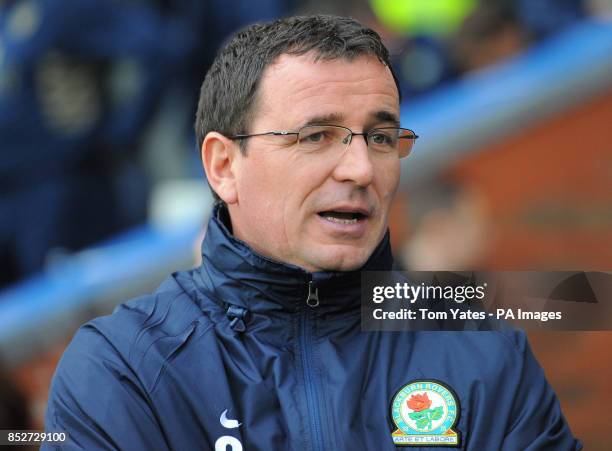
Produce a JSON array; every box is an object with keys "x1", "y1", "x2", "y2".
[{"x1": 44, "y1": 15, "x2": 580, "y2": 450}]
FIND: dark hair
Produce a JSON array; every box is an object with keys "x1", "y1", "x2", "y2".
[{"x1": 195, "y1": 14, "x2": 400, "y2": 202}]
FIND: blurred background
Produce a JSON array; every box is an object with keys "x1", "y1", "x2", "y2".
[{"x1": 0, "y1": 0, "x2": 610, "y2": 448}]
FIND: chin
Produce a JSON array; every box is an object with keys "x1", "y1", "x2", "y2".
[{"x1": 310, "y1": 245, "x2": 372, "y2": 272}]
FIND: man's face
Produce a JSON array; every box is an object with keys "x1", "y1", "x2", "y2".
[{"x1": 227, "y1": 53, "x2": 401, "y2": 272}]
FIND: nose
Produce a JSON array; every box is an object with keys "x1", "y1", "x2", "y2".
[{"x1": 331, "y1": 132, "x2": 375, "y2": 187}]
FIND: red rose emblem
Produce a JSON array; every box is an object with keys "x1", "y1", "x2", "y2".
[{"x1": 407, "y1": 392, "x2": 432, "y2": 412}]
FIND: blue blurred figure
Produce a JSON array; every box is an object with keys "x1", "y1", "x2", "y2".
[
  {"x1": 515, "y1": 0, "x2": 586, "y2": 39},
  {"x1": 0, "y1": 0, "x2": 293, "y2": 286}
]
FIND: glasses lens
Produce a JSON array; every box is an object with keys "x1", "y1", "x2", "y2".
[
  {"x1": 367, "y1": 128, "x2": 416, "y2": 158},
  {"x1": 368, "y1": 129, "x2": 399, "y2": 151},
  {"x1": 297, "y1": 125, "x2": 346, "y2": 153},
  {"x1": 397, "y1": 129, "x2": 416, "y2": 158}
]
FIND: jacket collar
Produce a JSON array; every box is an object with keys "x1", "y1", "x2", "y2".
[{"x1": 197, "y1": 203, "x2": 394, "y2": 315}]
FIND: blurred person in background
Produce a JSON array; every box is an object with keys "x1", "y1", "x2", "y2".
[
  {"x1": 0, "y1": 0, "x2": 197, "y2": 286},
  {"x1": 0, "y1": 0, "x2": 294, "y2": 288},
  {"x1": 450, "y1": 0, "x2": 588, "y2": 75},
  {"x1": 42, "y1": 14, "x2": 580, "y2": 450},
  {"x1": 362, "y1": 0, "x2": 589, "y2": 97},
  {"x1": 450, "y1": 0, "x2": 528, "y2": 74},
  {"x1": 401, "y1": 181, "x2": 491, "y2": 271},
  {"x1": 514, "y1": 0, "x2": 587, "y2": 39},
  {"x1": 367, "y1": 0, "x2": 474, "y2": 98}
]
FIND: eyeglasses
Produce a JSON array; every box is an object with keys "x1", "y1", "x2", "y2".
[{"x1": 228, "y1": 125, "x2": 418, "y2": 159}]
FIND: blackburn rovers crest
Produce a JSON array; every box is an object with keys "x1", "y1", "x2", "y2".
[{"x1": 390, "y1": 380, "x2": 461, "y2": 447}]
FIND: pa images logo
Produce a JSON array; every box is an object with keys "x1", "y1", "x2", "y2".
[{"x1": 390, "y1": 380, "x2": 461, "y2": 447}]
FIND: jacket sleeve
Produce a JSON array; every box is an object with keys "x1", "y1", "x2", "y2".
[
  {"x1": 42, "y1": 324, "x2": 167, "y2": 450},
  {"x1": 500, "y1": 331, "x2": 582, "y2": 451}
]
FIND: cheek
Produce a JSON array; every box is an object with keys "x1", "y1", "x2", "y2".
[
  {"x1": 236, "y1": 154, "x2": 303, "y2": 229},
  {"x1": 235, "y1": 157, "x2": 280, "y2": 224},
  {"x1": 376, "y1": 161, "x2": 401, "y2": 204},
  {"x1": 237, "y1": 153, "x2": 278, "y2": 201},
  {"x1": 280, "y1": 153, "x2": 331, "y2": 205}
]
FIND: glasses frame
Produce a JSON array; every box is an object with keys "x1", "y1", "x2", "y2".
[{"x1": 228, "y1": 125, "x2": 419, "y2": 158}]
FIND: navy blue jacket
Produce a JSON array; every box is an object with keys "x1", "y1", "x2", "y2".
[{"x1": 44, "y1": 207, "x2": 581, "y2": 450}]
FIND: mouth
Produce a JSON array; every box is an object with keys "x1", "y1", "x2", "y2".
[
  {"x1": 315, "y1": 206, "x2": 373, "y2": 239},
  {"x1": 317, "y1": 209, "x2": 369, "y2": 225}
]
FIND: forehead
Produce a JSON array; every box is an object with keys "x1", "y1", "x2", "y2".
[{"x1": 254, "y1": 52, "x2": 400, "y2": 126}]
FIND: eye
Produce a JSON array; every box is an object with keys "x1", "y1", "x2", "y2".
[
  {"x1": 298, "y1": 126, "x2": 337, "y2": 150},
  {"x1": 303, "y1": 131, "x2": 325, "y2": 143},
  {"x1": 369, "y1": 130, "x2": 395, "y2": 146}
]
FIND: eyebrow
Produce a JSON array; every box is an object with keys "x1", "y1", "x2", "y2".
[
  {"x1": 372, "y1": 110, "x2": 400, "y2": 127},
  {"x1": 302, "y1": 112, "x2": 345, "y2": 127},
  {"x1": 299, "y1": 110, "x2": 400, "y2": 129}
]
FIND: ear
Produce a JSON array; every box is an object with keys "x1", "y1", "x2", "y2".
[{"x1": 201, "y1": 132, "x2": 239, "y2": 205}]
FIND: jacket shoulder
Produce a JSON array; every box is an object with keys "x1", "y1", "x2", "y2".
[
  {"x1": 44, "y1": 271, "x2": 223, "y2": 448},
  {"x1": 61, "y1": 271, "x2": 217, "y2": 390}
]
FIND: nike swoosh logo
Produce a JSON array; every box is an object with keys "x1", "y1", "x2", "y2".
[{"x1": 220, "y1": 409, "x2": 241, "y2": 429}]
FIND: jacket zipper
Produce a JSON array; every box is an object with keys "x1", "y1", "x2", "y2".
[{"x1": 299, "y1": 280, "x2": 325, "y2": 451}]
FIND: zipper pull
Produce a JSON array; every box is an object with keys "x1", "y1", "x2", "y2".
[{"x1": 306, "y1": 281, "x2": 319, "y2": 308}]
